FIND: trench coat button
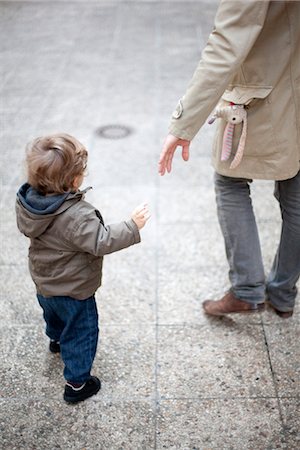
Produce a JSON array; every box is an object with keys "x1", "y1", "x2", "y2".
[{"x1": 172, "y1": 100, "x2": 183, "y2": 119}]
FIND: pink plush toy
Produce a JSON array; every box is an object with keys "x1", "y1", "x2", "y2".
[{"x1": 208, "y1": 103, "x2": 247, "y2": 169}]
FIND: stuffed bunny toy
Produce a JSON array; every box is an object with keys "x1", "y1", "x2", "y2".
[{"x1": 208, "y1": 103, "x2": 247, "y2": 169}]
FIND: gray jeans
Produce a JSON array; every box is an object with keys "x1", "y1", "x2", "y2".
[{"x1": 214, "y1": 170, "x2": 300, "y2": 312}]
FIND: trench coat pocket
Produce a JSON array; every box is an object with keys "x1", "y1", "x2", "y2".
[{"x1": 222, "y1": 85, "x2": 273, "y2": 105}]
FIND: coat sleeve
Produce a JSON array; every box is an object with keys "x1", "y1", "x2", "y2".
[
  {"x1": 169, "y1": 0, "x2": 270, "y2": 141},
  {"x1": 70, "y1": 212, "x2": 141, "y2": 256}
]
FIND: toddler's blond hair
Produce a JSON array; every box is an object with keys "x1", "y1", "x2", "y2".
[{"x1": 26, "y1": 133, "x2": 88, "y2": 194}]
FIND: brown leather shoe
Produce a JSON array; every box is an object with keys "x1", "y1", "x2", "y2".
[
  {"x1": 268, "y1": 303, "x2": 293, "y2": 319},
  {"x1": 203, "y1": 291, "x2": 265, "y2": 316},
  {"x1": 274, "y1": 309, "x2": 293, "y2": 318}
]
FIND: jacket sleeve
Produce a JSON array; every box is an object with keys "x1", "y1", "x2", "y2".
[
  {"x1": 169, "y1": 0, "x2": 270, "y2": 141},
  {"x1": 70, "y1": 212, "x2": 141, "y2": 256}
]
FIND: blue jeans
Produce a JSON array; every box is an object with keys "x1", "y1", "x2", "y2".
[
  {"x1": 37, "y1": 294, "x2": 99, "y2": 383},
  {"x1": 214, "y1": 170, "x2": 300, "y2": 311}
]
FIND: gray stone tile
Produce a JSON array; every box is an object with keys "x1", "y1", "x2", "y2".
[
  {"x1": 1, "y1": 201, "x2": 28, "y2": 265},
  {"x1": 85, "y1": 185, "x2": 156, "y2": 220},
  {"x1": 96, "y1": 324, "x2": 156, "y2": 401},
  {"x1": 159, "y1": 222, "x2": 228, "y2": 270},
  {"x1": 157, "y1": 150, "x2": 215, "y2": 187},
  {"x1": 0, "y1": 398, "x2": 155, "y2": 450},
  {"x1": 158, "y1": 265, "x2": 229, "y2": 325},
  {"x1": 158, "y1": 260, "x2": 266, "y2": 326},
  {"x1": 1, "y1": 158, "x2": 26, "y2": 190},
  {"x1": 3, "y1": 111, "x2": 38, "y2": 139},
  {"x1": 157, "y1": 398, "x2": 285, "y2": 449},
  {"x1": 1, "y1": 323, "x2": 156, "y2": 402},
  {"x1": 99, "y1": 249, "x2": 156, "y2": 324},
  {"x1": 158, "y1": 184, "x2": 217, "y2": 224},
  {"x1": 0, "y1": 265, "x2": 40, "y2": 325},
  {"x1": 263, "y1": 322, "x2": 300, "y2": 398},
  {"x1": 0, "y1": 325, "x2": 63, "y2": 399},
  {"x1": 1, "y1": 0, "x2": 299, "y2": 448},
  {"x1": 157, "y1": 323, "x2": 276, "y2": 399},
  {"x1": 84, "y1": 133, "x2": 158, "y2": 187},
  {"x1": 280, "y1": 398, "x2": 300, "y2": 449}
]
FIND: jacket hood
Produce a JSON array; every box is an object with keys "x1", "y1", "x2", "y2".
[{"x1": 16, "y1": 183, "x2": 88, "y2": 238}]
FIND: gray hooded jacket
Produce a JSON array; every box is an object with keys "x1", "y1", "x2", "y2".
[{"x1": 16, "y1": 183, "x2": 141, "y2": 300}]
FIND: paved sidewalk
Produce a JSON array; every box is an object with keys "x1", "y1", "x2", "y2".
[{"x1": 0, "y1": 1, "x2": 299, "y2": 449}]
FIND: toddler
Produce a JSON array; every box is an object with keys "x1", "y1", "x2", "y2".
[{"x1": 16, "y1": 133, "x2": 150, "y2": 403}]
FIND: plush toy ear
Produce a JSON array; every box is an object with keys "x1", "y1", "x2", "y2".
[
  {"x1": 208, "y1": 116, "x2": 217, "y2": 124},
  {"x1": 230, "y1": 115, "x2": 247, "y2": 169},
  {"x1": 221, "y1": 122, "x2": 234, "y2": 161}
]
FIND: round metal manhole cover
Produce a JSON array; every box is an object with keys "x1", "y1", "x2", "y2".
[{"x1": 95, "y1": 124, "x2": 133, "y2": 140}]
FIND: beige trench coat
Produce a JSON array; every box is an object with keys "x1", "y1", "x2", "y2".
[{"x1": 169, "y1": 0, "x2": 300, "y2": 180}]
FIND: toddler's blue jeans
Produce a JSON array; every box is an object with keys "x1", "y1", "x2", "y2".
[
  {"x1": 37, "y1": 294, "x2": 99, "y2": 383},
  {"x1": 214, "y1": 170, "x2": 300, "y2": 312}
]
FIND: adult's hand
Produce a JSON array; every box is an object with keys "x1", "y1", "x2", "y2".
[{"x1": 158, "y1": 134, "x2": 191, "y2": 175}]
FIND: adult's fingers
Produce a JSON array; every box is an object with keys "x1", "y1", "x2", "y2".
[
  {"x1": 159, "y1": 135, "x2": 178, "y2": 175},
  {"x1": 182, "y1": 141, "x2": 190, "y2": 161},
  {"x1": 166, "y1": 148, "x2": 176, "y2": 173}
]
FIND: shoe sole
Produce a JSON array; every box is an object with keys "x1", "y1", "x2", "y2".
[
  {"x1": 49, "y1": 348, "x2": 60, "y2": 354},
  {"x1": 64, "y1": 384, "x2": 101, "y2": 404},
  {"x1": 274, "y1": 310, "x2": 293, "y2": 318},
  {"x1": 266, "y1": 301, "x2": 293, "y2": 318},
  {"x1": 203, "y1": 304, "x2": 265, "y2": 316}
]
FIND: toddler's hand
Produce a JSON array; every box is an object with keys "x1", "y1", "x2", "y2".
[{"x1": 131, "y1": 203, "x2": 150, "y2": 230}]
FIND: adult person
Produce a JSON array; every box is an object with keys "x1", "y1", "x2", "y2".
[{"x1": 159, "y1": 0, "x2": 300, "y2": 318}]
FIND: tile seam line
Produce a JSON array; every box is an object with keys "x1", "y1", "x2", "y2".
[
  {"x1": 2, "y1": 320, "x2": 294, "y2": 328},
  {"x1": 158, "y1": 395, "x2": 298, "y2": 401},
  {"x1": 261, "y1": 319, "x2": 286, "y2": 435},
  {"x1": 0, "y1": 1, "x2": 208, "y2": 4},
  {"x1": 1, "y1": 395, "x2": 297, "y2": 402},
  {"x1": 0, "y1": 323, "x2": 159, "y2": 328},
  {"x1": 153, "y1": 12, "x2": 163, "y2": 450},
  {"x1": 0, "y1": 395, "x2": 156, "y2": 401}
]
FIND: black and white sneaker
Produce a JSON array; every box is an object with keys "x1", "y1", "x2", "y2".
[
  {"x1": 63, "y1": 376, "x2": 101, "y2": 403},
  {"x1": 49, "y1": 340, "x2": 60, "y2": 353}
]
